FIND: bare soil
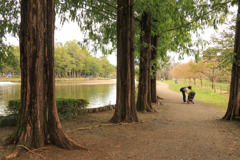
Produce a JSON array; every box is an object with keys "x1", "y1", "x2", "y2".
[{"x1": 1, "y1": 82, "x2": 240, "y2": 160}]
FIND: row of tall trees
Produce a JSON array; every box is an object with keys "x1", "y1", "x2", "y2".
[{"x1": 0, "y1": 0, "x2": 239, "y2": 158}]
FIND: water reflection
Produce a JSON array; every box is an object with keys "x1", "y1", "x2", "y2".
[
  {"x1": 0, "y1": 82, "x2": 21, "y2": 115},
  {"x1": 0, "y1": 81, "x2": 116, "y2": 115},
  {"x1": 55, "y1": 83, "x2": 116, "y2": 108}
]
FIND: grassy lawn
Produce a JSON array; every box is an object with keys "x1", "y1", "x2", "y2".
[
  {"x1": 0, "y1": 77, "x2": 112, "y2": 82},
  {"x1": 178, "y1": 79, "x2": 230, "y2": 95},
  {"x1": 0, "y1": 77, "x2": 21, "y2": 82},
  {"x1": 55, "y1": 77, "x2": 89, "y2": 82},
  {"x1": 162, "y1": 80, "x2": 229, "y2": 111}
]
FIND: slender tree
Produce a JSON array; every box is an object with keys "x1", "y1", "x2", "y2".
[
  {"x1": 5, "y1": 0, "x2": 86, "y2": 158},
  {"x1": 223, "y1": 0, "x2": 240, "y2": 120},
  {"x1": 136, "y1": 12, "x2": 153, "y2": 112},
  {"x1": 110, "y1": 0, "x2": 138, "y2": 123},
  {"x1": 151, "y1": 35, "x2": 159, "y2": 103}
]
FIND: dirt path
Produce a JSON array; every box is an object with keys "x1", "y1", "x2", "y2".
[
  {"x1": 1, "y1": 82, "x2": 240, "y2": 160},
  {"x1": 155, "y1": 82, "x2": 240, "y2": 160}
]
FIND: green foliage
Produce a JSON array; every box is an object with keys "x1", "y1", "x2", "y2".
[
  {"x1": 1, "y1": 0, "x2": 237, "y2": 79},
  {"x1": 0, "y1": 45, "x2": 20, "y2": 74},
  {"x1": 55, "y1": 0, "x2": 117, "y2": 54},
  {"x1": 6, "y1": 99, "x2": 20, "y2": 115},
  {"x1": 0, "y1": 114, "x2": 18, "y2": 127},
  {"x1": 157, "y1": 55, "x2": 172, "y2": 80},
  {"x1": 203, "y1": 27, "x2": 235, "y2": 66},
  {"x1": 54, "y1": 40, "x2": 115, "y2": 78},
  {"x1": 0, "y1": 98, "x2": 89, "y2": 127},
  {"x1": 56, "y1": 98, "x2": 89, "y2": 119},
  {"x1": 0, "y1": 0, "x2": 20, "y2": 38},
  {"x1": 0, "y1": 0, "x2": 20, "y2": 58},
  {"x1": 198, "y1": 24, "x2": 235, "y2": 83},
  {"x1": 13, "y1": 75, "x2": 20, "y2": 78}
]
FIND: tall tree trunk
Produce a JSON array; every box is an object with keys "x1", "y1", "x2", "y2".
[
  {"x1": 151, "y1": 35, "x2": 159, "y2": 103},
  {"x1": 111, "y1": 0, "x2": 138, "y2": 123},
  {"x1": 136, "y1": 12, "x2": 153, "y2": 112},
  {"x1": 148, "y1": 42, "x2": 152, "y2": 109},
  {"x1": 130, "y1": 0, "x2": 138, "y2": 121},
  {"x1": 5, "y1": 0, "x2": 86, "y2": 156},
  {"x1": 223, "y1": 0, "x2": 240, "y2": 120}
]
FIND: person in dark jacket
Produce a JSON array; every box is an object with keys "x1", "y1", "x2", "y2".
[{"x1": 181, "y1": 86, "x2": 192, "y2": 102}]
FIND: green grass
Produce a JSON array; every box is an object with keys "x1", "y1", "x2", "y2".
[
  {"x1": 163, "y1": 80, "x2": 229, "y2": 111},
  {"x1": 178, "y1": 79, "x2": 230, "y2": 95},
  {"x1": 55, "y1": 77, "x2": 89, "y2": 82}
]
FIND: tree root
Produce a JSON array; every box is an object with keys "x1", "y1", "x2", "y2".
[
  {"x1": 157, "y1": 96, "x2": 164, "y2": 100},
  {"x1": 156, "y1": 96, "x2": 163, "y2": 105},
  {"x1": 68, "y1": 122, "x2": 140, "y2": 132},
  {"x1": 4, "y1": 145, "x2": 46, "y2": 160},
  {"x1": 68, "y1": 126, "x2": 93, "y2": 132},
  {"x1": 18, "y1": 145, "x2": 45, "y2": 159},
  {"x1": 146, "y1": 106, "x2": 158, "y2": 113}
]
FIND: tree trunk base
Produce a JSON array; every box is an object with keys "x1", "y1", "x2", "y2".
[{"x1": 146, "y1": 105, "x2": 157, "y2": 112}]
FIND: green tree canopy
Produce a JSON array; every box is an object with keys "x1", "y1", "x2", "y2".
[{"x1": 54, "y1": 40, "x2": 115, "y2": 78}]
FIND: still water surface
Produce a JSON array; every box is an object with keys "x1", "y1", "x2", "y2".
[{"x1": 0, "y1": 81, "x2": 116, "y2": 115}]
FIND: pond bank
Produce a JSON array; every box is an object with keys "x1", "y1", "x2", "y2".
[{"x1": 0, "y1": 79, "x2": 117, "y2": 115}]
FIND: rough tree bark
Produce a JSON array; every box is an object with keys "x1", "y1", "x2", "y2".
[
  {"x1": 151, "y1": 35, "x2": 159, "y2": 103},
  {"x1": 223, "y1": 0, "x2": 240, "y2": 120},
  {"x1": 110, "y1": 0, "x2": 138, "y2": 123},
  {"x1": 5, "y1": 0, "x2": 86, "y2": 158},
  {"x1": 130, "y1": 0, "x2": 138, "y2": 121},
  {"x1": 136, "y1": 12, "x2": 154, "y2": 112}
]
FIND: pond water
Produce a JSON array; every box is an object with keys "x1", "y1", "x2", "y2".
[{"x1": 0, "y1": 81, "x2": 116, "y2": 115}]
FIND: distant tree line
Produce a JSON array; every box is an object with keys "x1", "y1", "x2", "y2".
[
  {"x1": 0, "y1": 40, "x2": 116, "y2": 78},
  {"x1": 54, "y1": 40, "x2": 115, "y2": 78}
]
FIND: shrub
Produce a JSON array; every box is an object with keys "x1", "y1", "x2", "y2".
[
  {"x1": 0, "y1": 98, "x2": 89, "y2": 127},
  {"x1": 0, "y1": 114, "x2": 18, "y2": 126},
  {"x1": 6, "y1": 99, "x2": 20, "y2": 115},
  {"x1": 56, "y1": 98, "x2": 89, "y2": 120}
]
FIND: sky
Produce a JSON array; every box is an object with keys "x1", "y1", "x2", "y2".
[{"x1": 6, "y1": 5, "x2": 237, "y2": 66}]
